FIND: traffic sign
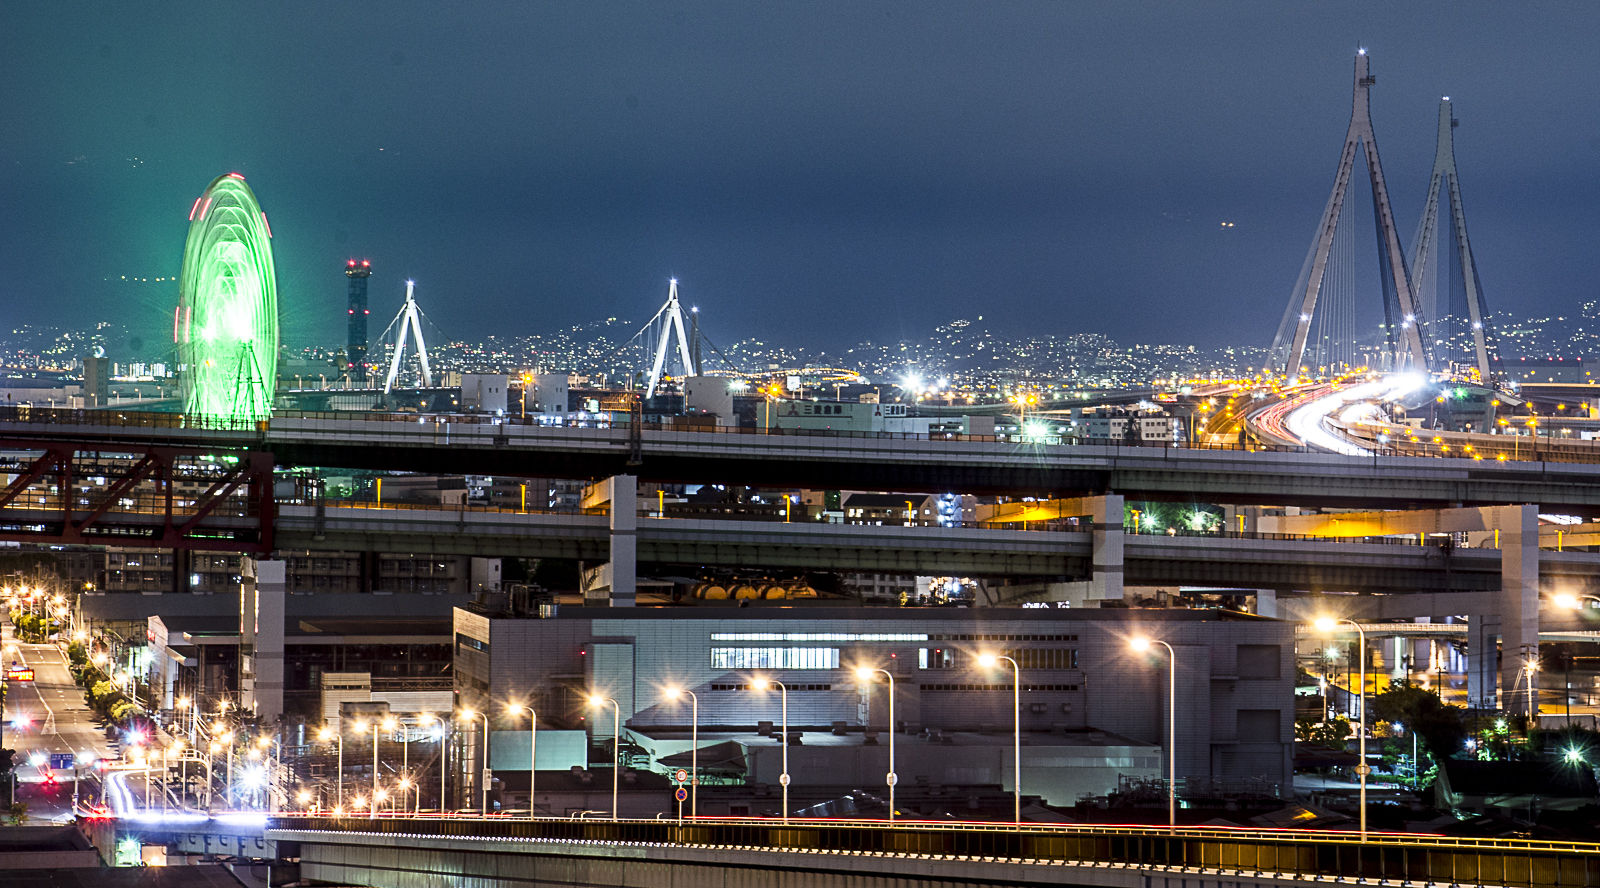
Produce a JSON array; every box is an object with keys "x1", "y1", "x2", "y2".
[
  {"x1": 675, "y1": 787, "x2": 688, "y2": 802},
  {"x1": 1354, "y1": 764, "x2": 1372, "y2": 777},
  {"x1": 674, "y1": 769, "x2": 688, "y2": 783},
  {"x1": 49, "y1": 753, "x2": 74, "y2": 770}
]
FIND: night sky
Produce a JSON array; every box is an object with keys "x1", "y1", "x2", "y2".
[{"x1": 3, "y1": 2, "x2": 1597, "y2": 356}]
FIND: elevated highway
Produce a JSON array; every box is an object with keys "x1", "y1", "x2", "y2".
[
  {"x1": 271, "y1": 503, "x2": 1600, "y2": 593},
  {"x1": 9, "y1": 407, "x2": 1600, "y2": 510},
  {"x1": 2, "y1": 489, "x2": 1598, "y2": 592}
]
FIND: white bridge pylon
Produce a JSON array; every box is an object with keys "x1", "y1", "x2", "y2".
[
  {"x1": 643, "y1": 277, "x2": 696, "y2": 398},
  {"x1": 1409, "y1": 97, "x2": 1494, "y2": 382},
  {"x1": 1271, "y1": 49, "x2": 1429, "y2": 379},
  {"x1": 382, "y1": 279, "x2": 433, "y2": 395}
]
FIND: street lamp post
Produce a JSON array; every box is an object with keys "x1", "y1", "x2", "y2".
[
  {"x1": 751, "y1": 677, "x2": 790, "y2": 821},
  {"x1": 372, "y1": 717, "x2": 396, "y2": 820},
  {"x1": 1129, "y1": 637, "x2": 1177, "y2": 827},
  {"x1": 507, "y1": 703, "x2": 538, "y2": 817},
  {"x1": 977, "y1": 652, "x2": 1022, "y2": 824},
  {"x1": 162, "y1": 742, "x2": 185, "y2": 813},
  {"x1": 205, "y1": 741, "x2": 220, "y2": 811},
  {"x1": 587, "y1": 695, "x2": 621, "y2": 821},
  {"x1": 221, "y1": 730, "x2": 235, "y2": 810},
  {"x1": 854, "y1": 666, "x2": 896, "y2": 822},
  {"x1": 663, "y1": 686, "x2": 699, "y2": 818},
  {"x1": 422, "y1": 713, "x2": 448, "y2": 813},
  {"x1": 318, "y1": 726, "x2": 343, "y2": 812},
  {"x1": 1314, "y1": 617, "x2": 1368, "y2": 841},
  {"x1": 457, "y1": 709, "x2": 490, "y2": 816},
  {"x1": 1522, "y1": 657, "x2": 1540, "y2": 723}
]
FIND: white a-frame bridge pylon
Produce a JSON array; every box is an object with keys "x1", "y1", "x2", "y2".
[
  {"x1": 1271, "y1": 50, "x2": 1429, "y2": 379},
  {"x1": 382, "y1": 279, "x2": 433, "y2": 394},
  {"x1": 1409, "y1": 98, "x2": 1494, "y2": 382},
  {"x1": 643, "y1": 277, "x2": 696, "y2": 398}
]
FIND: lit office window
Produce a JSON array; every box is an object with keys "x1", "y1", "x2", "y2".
[
  {"x1": 710, "y1": 647, "x2": 841, "y2": 670},
  {"x1": 711, "y1": 633, "x2": 929, "y2": 642}
]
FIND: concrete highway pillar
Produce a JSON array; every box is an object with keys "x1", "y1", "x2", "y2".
[
  {"x1": 1467, "y1": 614, "x2": 1500, "y2": 709},
  {"x1": 1222, "y1": 504, "x2": 1262, "y2": 535},
  {"x1": 1090, "y1": 494, "x2": 1124, "y2": 603},
  {"x1": 1497, "y1": 504, "x2": 1540, "y2": 711},
  {"x1": 580, "y1": 475, "x2": 637, "y2": 607},
  {"x1": 239, "y1": 558, "x2": 286, "y2": 722},
  {"x1": 1254, "y1": 589, "x2": 1278, "y2": 618}
]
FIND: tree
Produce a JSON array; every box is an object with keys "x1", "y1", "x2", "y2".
[
  {"x1": 1295, "y1": 715, "x2": 1351, "y2": 748},
  {"x1": 5, "y1": 801, "x2": 28, "y2": 825},
  {"x1": 1371, "y1": 681, "x2": 1467, "y2": 759}
]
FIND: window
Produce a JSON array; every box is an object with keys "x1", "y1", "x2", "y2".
[
  {"x1": 713, "y1": 633, "x2": 928, "y2": 642},
  {"x1": 919, "y1": 648, "x2": 957, "y2": 669},
  {"x1": 710, "y1": 647, "x2": 840, "y2": 669},
  {"x1": 712, "y1": 683, "x2": 833, "y2": 691},
  {"x1": 1237, "y1": 644, "x2": 1281, "y2": 679},
  {"x1": 1236, "y1": 709, "x2": 1280, "y2": 738},
  {"x1": 1007, "y1": 649, "x2": 1078, "y2": 670},
  {"x1": 920, "y1": 683, "x2": 1079, "y2": 692}
]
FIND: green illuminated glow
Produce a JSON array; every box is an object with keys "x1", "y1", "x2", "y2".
[{"x1": 176, "y1": 173, "x2": 278, "y2": 422}]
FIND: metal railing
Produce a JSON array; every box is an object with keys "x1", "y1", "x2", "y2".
[
  {"x1": 271, "y1": 815, "x2": 1600, "y2": 888},
  {"x1": 6, "y1": 402, "x2": 1600, "y2": 467}
]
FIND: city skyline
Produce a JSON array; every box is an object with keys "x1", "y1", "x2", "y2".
[{"x1": 3, "y1": 4, "x2": 1599, "y2": 356}]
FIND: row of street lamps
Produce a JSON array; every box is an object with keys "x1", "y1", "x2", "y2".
[
  {"x1": 270, "y1": 646, "x2": 1177, "y2": 825},
  {"x1": 157, "y1": 611, "x2": 1524, "y2": 834}
]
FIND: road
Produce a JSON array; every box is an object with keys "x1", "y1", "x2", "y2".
[{"x1": 2, "y1": 619, "x2": 116, "y2": 820}]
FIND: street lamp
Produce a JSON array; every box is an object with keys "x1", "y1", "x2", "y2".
[
  {"x1": 216, "y1": 728, "x2": 236, "y2": 810},
  {"x1": 1554, "y1": 592, "x2": 1600, "y2": 611},
  {"x1": 1520, "y1": 657, "x2": 1540, "y2": 723},
  {"x1": 206, "y1": 741, "x2": 222, "y2": 811},
  {"x1": 662, "y1": 685, "x2": 699, "y2": 818},
  {"x1": 457, "y1": 709, "x2": 490, "y2": 816},
  {"x1": 853, "y1": 666, "x2": 897, "y2": 822},
  {"x1": 318, "y1": 725, "x2": 344, "y2": 812},
  {"x1": 976, "y1": 652, "x2": 1022, "y2": 824},
  {"x1": 586, "y1": 695, "x2": 621, "y2": 821},
  {"x1": 162, "y1": 741, "x2": 185, "y2": 813},
  {"x1": 371, "y1": 717, "x2": 397, "y2": 820},
  {"x1": 421, "y1": 713, "x2": 448, "y2": 813},
  {"x1": 507, "y1": 702, "x2": 538, "y2": 817},
  {"x1": 1129, "y1": 637, "x2": 1177, "y2": 827},
  {"x1": 750, "y1": 676, "x2": 790, "y2": 821},
  {"x1": 1313, "y1": 616, "x2": 1368, "y2": 841}
]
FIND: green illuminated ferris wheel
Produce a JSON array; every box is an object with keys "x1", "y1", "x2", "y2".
[{"x1": 176, "y1": 173, "x2": 279, "y2": 422}]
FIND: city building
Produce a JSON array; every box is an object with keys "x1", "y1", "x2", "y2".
[
  {"x1": 450, "y1": 606, "x2": 1294, "y2": 814},
  {"x1": 345, "y1": 259, "x2": 372, "y2": 375}
]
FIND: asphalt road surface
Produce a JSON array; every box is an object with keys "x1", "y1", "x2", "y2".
[{"x1": 3, "y1": 619, "x2": 116, "y2": 820}]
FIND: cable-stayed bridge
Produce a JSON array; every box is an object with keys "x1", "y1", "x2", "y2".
[{"x1": 1268, "y1": 50, "x2": 1497, "y2": 383}]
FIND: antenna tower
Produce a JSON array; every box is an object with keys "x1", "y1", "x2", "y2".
[
  {"x1": 1269, "y1": 50, "x2": 1429, "y2": 378},
  {"x1": 381, "y1": 280, "x2": 433, "y2": 394},
  {"x1": 1408, "y1": 98, "x2": 1496, "y2": 382}
]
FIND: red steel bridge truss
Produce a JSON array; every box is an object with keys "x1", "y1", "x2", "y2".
[{"x1": 0, "y1": 441, "x2": 274, "y2": 553}]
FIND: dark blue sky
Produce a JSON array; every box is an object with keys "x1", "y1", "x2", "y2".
[{"x1": 3, "y1": 2, "x2": 1597, "y2": 354}]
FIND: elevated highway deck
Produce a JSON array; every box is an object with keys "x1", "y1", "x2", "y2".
[
  {"x1": 8, "y1": 407, "x2": 1600, "y2": 510},
  {"x1": 271, "y1": 503, "x2": 1600, "y2": 593}
]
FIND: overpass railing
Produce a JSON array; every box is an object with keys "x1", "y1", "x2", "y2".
[
  {"x1": 272, "y1": 815, "x2": 1600, "y2": 888},
  {"x1": 7, "y1": 403, "x2": 1600, "y2": 466}
]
